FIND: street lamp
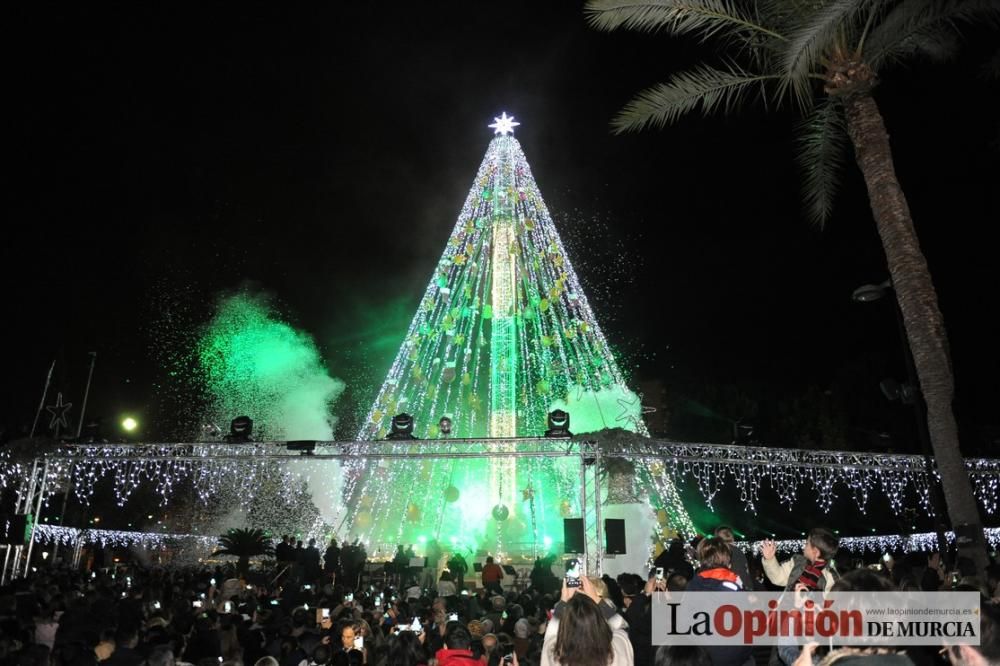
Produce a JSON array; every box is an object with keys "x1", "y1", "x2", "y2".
[
  {"x1": 852, "y1": 278, "x2": 950, "y2": 559},
  {"x1": 850, "y1": 279, "x2": 892, "y2": 304}
]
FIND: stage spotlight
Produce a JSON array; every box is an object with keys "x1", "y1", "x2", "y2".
[
  {"x1": 880, "y1": 378, "x2": 918, "y2": 405},
  {"x1": 438, "y1": 416, "x2": 453, "y2": 437},
  {"x1": 387, "y1": 413, "x2": 416, "y2": 440},
  {"x1": 732, "y1": 419, "x2": 755, "y2": 445},
  {"x1": 545, "y1": 410, "x2": 571, "y2": 438},
  {"x1": 286, "y1": 440, "x2": 316, "y2": 455},
  {"x1": 226, "y1": 416, "x2": 254, "y2": 443}
]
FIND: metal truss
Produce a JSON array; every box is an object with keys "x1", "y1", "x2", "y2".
[
  {"x1": 2, "y1": 437, "x2": 997, "y2": 580},
  {"x1": 1, "y1": 458, "x2": 51, "y2": 584}
]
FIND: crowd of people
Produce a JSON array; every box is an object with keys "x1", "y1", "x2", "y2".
[{"x1": 1, "y1": 526, "x2": 997, "y2": 666}]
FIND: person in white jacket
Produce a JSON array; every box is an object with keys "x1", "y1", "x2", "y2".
[{"x1": 542, "y1": 575, "x2": 634, "y2": 666}]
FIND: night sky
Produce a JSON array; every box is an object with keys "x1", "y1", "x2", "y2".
[{"x1": 6, "y1": 3, "x2": 999, "y2": 463}]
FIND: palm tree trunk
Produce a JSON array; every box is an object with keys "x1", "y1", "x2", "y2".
[{"x1": 842, "y1": 91, "x2": 987, "y2": 573}]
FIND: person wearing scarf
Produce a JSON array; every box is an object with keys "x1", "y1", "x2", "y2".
[{"x1": 687, "y1": 537, "x2": 754, "y2": 666}]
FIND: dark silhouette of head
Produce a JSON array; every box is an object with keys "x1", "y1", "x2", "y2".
[
  {"x1": 697, "y1": 537, "x2": 732, "y2": 569},
  {"x1": 445, "y1": 623, "x2": 472, "y2": 650}
]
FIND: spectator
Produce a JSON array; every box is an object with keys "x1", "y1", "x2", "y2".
[
  {"x1": 105, "y1": 625, "x2": 143, "y2": 666},
  {"x1": 148, "y1": 647, "x2": 176, "y2": 666},
  {"x1": 512, "y1": 619, "x2": 532, "y2": 659},
  {"x1": 334, "y1": 622, "x2": 364, "y2": 665},
  {"x1": 714, "y1": 525, "x2": 753, "y2": 591},
  {"x1": 921, "y1": 551, "x2": 946, "y2": 591},
  {"x1": 761, "y1": 527, "x2": 839, "y2": 592},
  {"x1": 688, "y1": 537, "x2": 744, "y2": 591},
  {"x1": 654, "y1": 645, "x2": 711, "y2": 666},
  {"x1": 542, "y1": 576, "x2": 632, "y2": 666},
  {"x1": 385, "y1": 630, "x2": 428, "y2": 666},
  {"x1": 944, "y1": 598, "x2": 999, "y2": 666},
  {"x1": 436, "y1": 623, "x2": 477, "y2": 666},
  {"x1": 665, "y1": 572, "x2": 688, "y2": 592},
  {"x1": 621, "y1": 574, "x2": 659, "y2": 666},
  {"x1": 686, "y1": 538, "x2": 752, "y2": 666},
  {"x1": 481, "y1": 633, "x2": 499, "y2": 661},
  {"x1": 437, "y1": 571, "x2": 457, "y2": 598}
]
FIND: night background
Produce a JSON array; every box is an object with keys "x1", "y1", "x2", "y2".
[{"x1": 5, "y1": 3, "x2": 999, "y2": 537}]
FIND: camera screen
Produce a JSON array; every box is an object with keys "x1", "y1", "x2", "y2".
[{"x1": 565, "y1": 560, "x2": 581, "y2": 587}]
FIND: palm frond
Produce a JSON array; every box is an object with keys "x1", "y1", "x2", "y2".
[
  {"x1": 782, "y1": 0, "x2": 880, "y2": 107},
  {"x1": 864, "y1": 0, "x2": 1000, "y2": 72},
  {"x1": 611, "y1": 63, "x2": 779, "y2": 134},
  {"x1": 584, "y1": 0, "x2": 787, "y2": 44},
  {"x1": 212, "y1": 527, "x2": 274, "y2": 558},
  {"x1": 796, "y1": 99, "x2": 849, "y2": 227}
]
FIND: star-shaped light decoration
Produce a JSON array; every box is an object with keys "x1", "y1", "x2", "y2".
[
  {"x1": 46, "y1": 392, "x2": 73, "y2": 431},
  {"x1": 488, "y1": 112, "x2": 520, "y2": 135},
  {"x1": 615, "y1": 391, "x2": 641, "y2": 430},
  {"x1": 522, "y1": 485, "x2": 535, "y2": 502}
]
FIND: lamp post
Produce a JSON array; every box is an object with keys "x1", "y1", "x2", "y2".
[{"x1": 852, "y1": 280, "x2": 950, "y2": 562}]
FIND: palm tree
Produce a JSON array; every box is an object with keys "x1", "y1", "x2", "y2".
[
  {"x1": 213, "y1": 527, "x2": 274, "y2": 576},
  {"x1": 585, "y1": 0, "x2": 996, "y2": 571}
]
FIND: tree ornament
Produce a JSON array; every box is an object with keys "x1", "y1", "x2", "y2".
[{"x1": 492, "y1": 504, "x2": 510, "y2": 521}]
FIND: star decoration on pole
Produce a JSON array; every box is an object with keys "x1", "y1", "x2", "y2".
[
  {"x1": 46, "y1": 392, "x2": 73, "y2": 432},
  {"x1": 615, "y1": 392, "x2": 641, "y2": 430},
  {"x1": 488, "y1": 112, "x2": 520, "y2": 135},
  {"x1": 522, "y1": 485, "x2": 535, "y2": 501}
]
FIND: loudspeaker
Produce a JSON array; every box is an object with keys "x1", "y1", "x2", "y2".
[
  {"x1": 0, "y1": 514, "x2": 29, "y2": 545},
  {"x1": 605, "y1": 519, "x2": 626, "y2": 554},
  {"x1": 563, "y1": 518, "x2": 584, "y2": 553}
]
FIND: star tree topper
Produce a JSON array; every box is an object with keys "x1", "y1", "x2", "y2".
[
  {"x1": 489, "y1": 112, "x2": 520, "y2": 135},
  {"x1": 46, "y1": 392, "x2": 73, "y2": 431}
]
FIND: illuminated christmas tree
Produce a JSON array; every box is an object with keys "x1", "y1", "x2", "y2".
[{"x1": 344, "y1": 114, "x2": 693, "y2": 555}]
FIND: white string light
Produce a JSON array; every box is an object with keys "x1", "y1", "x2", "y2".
[
  {"x1": 32, "y1": 524, "x2": 1000, "y2": 563},
  {"x1": 738, "y1": 528, "x2": 1000, "y2": 555},
  {"x1": 4, "y1": 441, "x2": 999, "y2": 554}
]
